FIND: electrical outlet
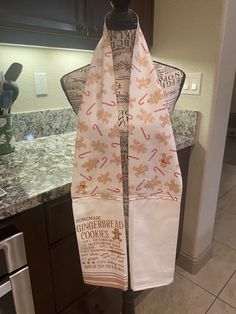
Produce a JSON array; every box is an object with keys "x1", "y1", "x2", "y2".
[{"x1": 34, "y1": 73, "x2": 48, "y2": 96}]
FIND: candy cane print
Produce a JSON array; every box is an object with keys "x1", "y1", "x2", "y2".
[
  {"x1": 141, "y1": 127, "x2": 150, "y2": 140},
  {"x1": 99, "y1": 157, "x2": 108, "y2": 169},
  {"x1": 83, "y1": 90, "x2": 91, "y2": 97},
  {"x1": 86, "y1": 103, "x2": 96, "y2": 115},
  {"x1": 79, "y1": 151, "x2": 92, "y2": 159},
  {"x1": 91, "y1": 186, "x2": 98, "y2": 196},
  {"x1": 93, "y1": 124, "x2": 103, "y2": 136},
  {"x1": 127, "y1": 113, "x2": 133, "y2": 120},
  {"x1": 150, "y1": 66, "x2": 156, "y2": 74},
  {"x1": 80, "y1": 173, "x2": 93, "y2": 181},
  {"x1": 106, "y1": 188, "x2": 120, "y2": 193},
  {"x1": 131, "y1": 64, "x2": 141, "y2": 72},
  {"x1": 111, "y1": 142, "x2": 120, "y2": 148},
  {"x1": 136, "y1": 179, "x2": 145, "y2": 191},
  {"x1": 150, "y1": 189, "x2": 163, "y2": 196},
  {"x1": 154, "y1": 105, "x2": 167, "y2": 113},
  {"x1": 102, "y1": 101, "x2": 116, "y2": 107},
  {"x1": 141, "y1": 43, "x2": 149, "y2": 54},
  {"x1": 174, "y1": 171, "x2": 182, "y2": 178},
  {"x1": 167, "y1": 191, "x2": 175, "y2": 201},
  {"x1": 105, "y1": 51, "x2": 112, "y2": 57},
  {"x1": 128, "y1": 155, "x2": 140, "y2": 161},
  {"x1": 154, "y1": 166, "x2": 165, "y2": 176},
  {"x1": 139, "y1": 93, "x2": 148, "y2": 105},
  {"x1": 148, "y1": 148, "x2": 158, "y2": 161}
]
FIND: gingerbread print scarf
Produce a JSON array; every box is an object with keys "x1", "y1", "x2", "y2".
[{"x1": 71, "y1": 20, "x2": 182, "y2": 291}]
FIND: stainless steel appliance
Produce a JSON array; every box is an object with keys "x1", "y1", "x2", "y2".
[{"x1": 0, "y1": 226, "x2": 35, "y2": 313}]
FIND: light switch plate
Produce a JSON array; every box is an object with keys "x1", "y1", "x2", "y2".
[
  {"x1": 34, "y1": 73, "x2": 48, "y2": 96},
  {"x1": 182, "y1": 73, "x2": 202, "y2": 95}
]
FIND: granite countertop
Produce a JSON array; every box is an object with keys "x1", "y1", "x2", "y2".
[{"x1": 0, "y1": 110, "x2": 199, "y2": 220}]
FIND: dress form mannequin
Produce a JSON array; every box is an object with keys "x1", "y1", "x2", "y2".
[{"x1": 61, "y1": 1, "x2": 185, "y2": 313}]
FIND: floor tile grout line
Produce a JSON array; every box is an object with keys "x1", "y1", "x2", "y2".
[
  {"x1": 205, "y1": 297, "x2": 217, "y2": 313},
  {"x1": 218, "y1": 297, "x2": 236, "y2": 310},
  {"x1": 213, "y1": 238, "x2": 236, "y2": 252},
  {"x1": 217, "y1": 183, "x2": 236, "y2": 200},
  {"x1": 220, "y1": 208, "x2": 236, "y2": 216},
  {"x1": 176, "y1": 271, "x2": 217, "y2": 298},
  {"x1": 176, "y1": 267, "x2": 236, "y2": 300},
  {"x1": 216, "y1": 269, "x2": 236, "y2": 298}
]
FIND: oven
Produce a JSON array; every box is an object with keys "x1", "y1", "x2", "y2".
[{"x1": 0, "y1": 226, "x2": 35, "y2": 313}]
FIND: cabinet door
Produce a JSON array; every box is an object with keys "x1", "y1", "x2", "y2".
[
  {"x1": 0, "y1": 0, "x2": 77, "y2": 31},
  {"x1": 0, "y1": 0, "x2": 154, "y2": 49},
  {"x1": 61, "y1": 287, "x2": 122, "y2": 314},
  {"x1": 50, "y1": 234, "x2": 92, "y2": 312},
  {"x1": 45, "y1": 196, "x2": 75, "y2": 245}
]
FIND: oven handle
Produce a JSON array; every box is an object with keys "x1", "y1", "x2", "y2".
[
  {"x1": 10, "y1": 266, "x2": 35, "y2": 314},
  {"x1": 0, "y1": 232, "x2": 27, "y2": 273},
  {"x1": 0, "y1": 280, "x2": 12, "y2": 298}
]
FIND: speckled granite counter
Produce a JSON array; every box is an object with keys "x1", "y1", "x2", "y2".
[{"x1": 0, "y1": 110, "x2": 199, "y2": 220}]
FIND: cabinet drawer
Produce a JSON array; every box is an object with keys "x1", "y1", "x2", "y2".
[
  {"x1": 50, "y1": 234, "x2": 91, "y2": 312},
  {"x1": 45, "y1": 195, "x2": 75, "y2": 244}
]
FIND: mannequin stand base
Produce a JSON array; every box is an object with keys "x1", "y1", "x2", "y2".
[{"x1": 122, "y1": 290, "x2": 135, "y2": 314}]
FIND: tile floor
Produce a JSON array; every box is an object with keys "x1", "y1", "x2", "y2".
[{"x1": 136, "y1": 163, "x2": 236, "y2": 313}]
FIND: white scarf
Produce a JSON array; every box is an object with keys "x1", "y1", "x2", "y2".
[{"x1": 71, "y1": 21, "x2": 182, "y2": 291}]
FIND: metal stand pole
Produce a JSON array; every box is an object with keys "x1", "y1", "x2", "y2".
[{"x1": 122, "y1": 246, "x2": 135, "y2": 314}]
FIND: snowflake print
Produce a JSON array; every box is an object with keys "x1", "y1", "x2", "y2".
[
  {"x1": 76, "y1": 181, "x2": 88, "y2": 194},
  {"x1": 166, "y1": 180, "x2": 181, "y2": 194},
  {"x1": 136, "y1": 78, "x2": 151, "y2": 89},
  {"x1": 97, "y1": 109, "x2": 112, "y2": 123},
  {"x1": 133, "y1": 164, "x2": 148, "y2": 177},
  {"x1": 137, "y1": 109, "x2": 155, "y2": 124},
  {"x1": 87, "y1": 73, "x2": 101, "y2": 86},
  {"x1": 77, "y1": 121, "x2": 89, "y2": 132},
  {"x1": 159, "y1": 154, "x2": 173, "y2": 168},
  {"x1": 130, "y1": 139, "x2": 147, "y2": 154},
  {"x1": 160, "y1": 114, "x2": 171, "y2": 128},
  {"x1": 110, "y1": 153, "x2": 121, "y2": 166},
  {"x1": 155, "y1": 132, "x2": 171, "y2": 145},
  {"x1": 144, "y1": 176, "x2": 161, "y2": 190},
  {"x1": 97, "y1": 172, "x2": 112, "y2": 184},
  {"x1": 91, "y1": 140, "x2": 108, "y2": 153},
  {"x1": 108, "y1": 124, "x2": 120, "y2": 138},
  {"x1": 82, "y1": 159, "x2": 99, "y2": 172},
  {"x1": 75, "y1": 137, "x2": 86, "y2": 150},
  {"x1": 148, "y1": 89, "x2": 163, "y2": 105}
]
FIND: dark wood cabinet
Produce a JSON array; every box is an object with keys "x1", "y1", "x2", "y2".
[
  {"x1": 50, "y1": 234, "x2": 91, "y2": 312},
  {"x1": 0, "y1": 0, "x2": 154, "y2": 49}
]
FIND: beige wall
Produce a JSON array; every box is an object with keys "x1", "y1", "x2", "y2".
[
  {"x1": 0, "y1": 45, "x2": 93, "y2": 113},
  {"x1": 152, "y1": 0, "x2": 226, "y2": 261},
  {"x1": 230, "y1": 74, "x2": 236, "y2": 113}
]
